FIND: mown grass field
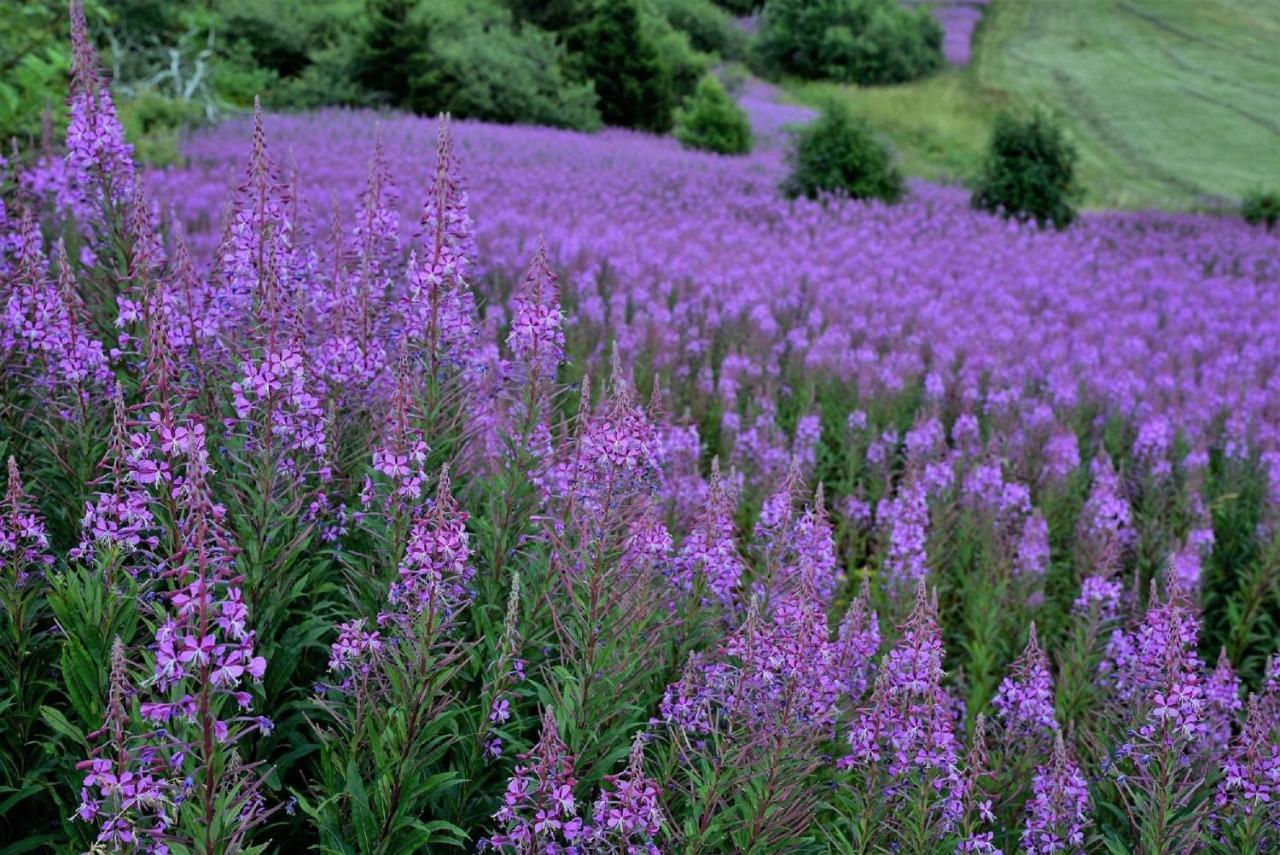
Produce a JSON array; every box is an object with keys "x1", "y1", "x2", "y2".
[{"x1": 789, "y1": 0, "x2": 1280, "y2": 210}]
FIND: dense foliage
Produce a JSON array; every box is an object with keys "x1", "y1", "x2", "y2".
[
  {"x1": 758, "y1": 0, "x2": 944, "y2": 85},
  {"x1": 712, "y1": 0, "x2": 760, "y2": 14},
  {"x1": 1, "y1": 0, "x2": 746, "y2": 149},
  {"x1": 1242, "y1": 188, "x2": 1279, "y2": 231},
  {"x1": 782, "y1": 101, "x2": 904, "y2": 202},
  {"x1": 972, "y1": 110, "x2": 1081, "y2": 230},
  {"x1": 649, "y1": 0, "x2": 747, "y2": 59},
  {"x1": 673, "y1": 74, "x2": 753, "y2": 154},
  {"x1": 578, "y1": 0, "x2": 675, "y2": 133},
  {"x1": 7, "y1": 6, "x2": 1280, "y2": 853}
]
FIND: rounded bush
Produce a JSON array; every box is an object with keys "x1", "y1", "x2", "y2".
[
  {"x1": 674, "y1": 75, "x2": 753, "y2": 155},
  {"x1": 971, "y1": 110, "x2": 1081, "y2": 230},
  {"x1": 758, "y1": 0, "x2": 942, "y2": 85},
  {"x1": 782, "y1": 101, "x2": 904, "y2": 202},
  {"x1": 1242, "y1": 189, "x2": 1279, "y2": 231}
]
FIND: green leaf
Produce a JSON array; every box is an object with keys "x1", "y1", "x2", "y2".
[{"x1": 39, "y1": 705, "x2": 86, "y2": 747}]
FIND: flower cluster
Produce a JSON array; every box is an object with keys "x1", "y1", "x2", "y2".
[
  {"x1": 992, "y1": 623, "x2": 1058, "y2": 743},
  {"x1": 879, "y1": 476, "x2": 930, "y2": 588},
  {"x1": 846, "y1": 584, "x2": 958, "y2": 780},
  {"x1": 1022, "y1": 735, "x2": 1091, "y2": 855},
  {"x1": 588, "y1": 732, "x2": 663, "y2": 853},
  {"x1": 508, "y1": 241, "x2": 566, "y2": 385},
  {"x1": 1100, "y1": 586, "x2": 1206, "y2": 743},
  {"x1": 384, "y1": 467, "x2": 474, "y2": 625},
  {"x1": 669, "y1": 463, "x2": 744, "y2": 608},
  {"x1": 1, "y1": 457, "x2": 53, "y2": 585},
  {"x1": 484, "y1": 708, "x2": 589, "y2": 852}
]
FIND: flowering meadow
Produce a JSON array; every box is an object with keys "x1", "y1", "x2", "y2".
[{"x1": 5, "y1": 6, "x2": 1280, "y2": 854}]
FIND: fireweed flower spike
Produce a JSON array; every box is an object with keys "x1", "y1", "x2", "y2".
[
  {"x1": 1022, "y1": 734, "x2": 1091, "y2": 855},
  {"x1": 77, "y1": 436, "x2": 272, "y2": 852},
  {"x1": 1, "y1": 456, "x2": 53, "y2": 585},
  {"x1": 72, "y1": 387, "x2": 160, "y2": 569},
  {"x1": 4, "y1": 230, "x2": 113, "y2": 400},
  {"x1": 844, "y1": 581, "x2": 961, "y2": 845},
  {"x1": 992, "y1": 622, "x2": 1058, "y2": 744},
  {"x1": 879, "y1": 474, "x2": 930, "y2": 590},
  {"x1": 588, "y1": 730, "x2": 663, "y2": 852},
  {"x1": 64, "y1": 0, "x2": 135, "y2": 215},
  {"x1": 484, "y1": 706, "x2": 589, "y2": 852},
  {"x1": 671, "y1": 458, "x2": 745, "y2": 609},
  {"x1": 1079, "y1": 454, "x2": 1133, "y2": 574},
  {"x1": 1203, "y1": 648, "x2": 1242, "y2": 754},
  {"x1": 385, "y1": 465, "x2": 474, "y2": 624},
  {"x1": 834, "y1": 575, "x2": 880, "y2": 701},
  {"x1": 955, "y1": 716, "x2": 1000, "y2": 854},
  {"x1": 478, "y1": 571, "x2": 525, "y2": 758},
  {"x1": 508, "y1": 239, "x2": 566, "y2": 388},
  {"x1": 1097, "y1": 582, "x2": 1212, "y2": 849},
  {"x1": 76, "y1": 639, "x2": 173, "y2": 851},
  {"x1": 1214, "y1": 693, "x2": 1280, "y2": 848},
  {"x1": 367, "y1": 353, "x2": 431, "y2": 508},
  {"x1": 407, "y1": 115, "x2": 479, "y2": 370}
]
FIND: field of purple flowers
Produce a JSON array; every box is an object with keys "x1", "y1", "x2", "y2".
[{"x1": 4, "y1": 7, "x2": 1280, "y2": 854}]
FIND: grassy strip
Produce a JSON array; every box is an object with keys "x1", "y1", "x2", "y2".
[{"x1": 786, "y1": 0, "x2": 1280, "y2": 211}]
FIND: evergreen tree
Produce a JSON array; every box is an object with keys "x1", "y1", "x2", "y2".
[
  {"x1": 674, "y1": 74, "x2": 752, "y2": 154},
  {"x1": 504, "y1": 0, "x2": 590, "y2": 33},
  {"x1": 580, "y1": 0, "x2": 674, "y2": 133},
  {"x1": 354, "y1": 0, "x2": 425, "y2": 106}
]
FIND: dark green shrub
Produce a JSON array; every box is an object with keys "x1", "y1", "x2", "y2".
[
  {"x1": 353, "y1": 0, "x2": 422, "y2": 106},
  {"x1": 1242, "y1": 189, "x2": 1280, "y2": 231},
  {"x1": 712, "y1": 0, "x2": 761, "y2": 13},
  {"x1": 971, "y1": 110, "x2": 1081, "y2": 230},
  {"x1": 355, "y1": 0, "x2": 600, "y2": 131},
  {"x1": 643, "y1": 16, "x2": 714, "y2": 104},
  {"x1": 414, "y1": 2, "x2": 600, "y2": 130},
  {"x1": 579, "y1": 0, "x2": 675, "y2": 133},
  {"x1": 782, "y1": 101, "x2": 903, "y2": 202},
  {"x1": 503, "y1": 0, "x2": 591, "y2": 32},
  {"x1": 219, "y1": 0, "x2": 319, "y2": 79},
  {"x1": 117, "y1": 91, "x2": 203, "y2": 166},
  {"x1": 674, "y1": 74, "x2": 752, "y2": 154},
  {"x1": 268, "y1": 36, "x2": 371, "y2": 110},
  {"x1": 758, "y1": 0, "x2": 942, "y2": 85},
  {"x1": 650, "y1": 0, "x2": 748, "y2": 59}
]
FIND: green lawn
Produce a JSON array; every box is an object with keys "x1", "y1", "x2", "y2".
[{"x1": 789, "y1": 0, "x2": 1280, "y2": 210}]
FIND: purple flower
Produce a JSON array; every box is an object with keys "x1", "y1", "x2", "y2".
[
  {"x1": 993, "y1": 623, "x2": 1058, "y2": 742},
  {"x1": 1022, "y1": 735, "x2": 1091, "y2": 855},
  {"x1": 508, "y1": 240, "x2": 566, "y2": 383},
  {"x1": 879, "y1": 476, "x2": 930, "y2": 588},
  {"x1": 847, "y1": 582, "x2": 957, "y2": 780},
  {"x1": 588, "y1": 732, "x2": 663, "y2": 849},
  {"x1": 670, "y1": 461, "x2": 744, "y2": 608},
  {"x1": 485, "y1": 708, "x2": 591, "y2": 851},
  {"x1": 2, "y1": 457, "x2": 54, "y2": 585},
  {"x1": 1015, "y1": 510, "x2": 1051, "y2": 578}
]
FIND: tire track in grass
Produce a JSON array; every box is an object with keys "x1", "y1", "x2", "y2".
[
  {"x1": 1048, "y1": 69, "x2": 1206, "y2": 199},
  {"x1": 1174, "y1": 85, "x2": 1280, "y2": 140},
  {"x1": 1129, "y1": 12, "x2": 1280, "y2": 104},
  {"x1": 1115, "y1": 0, "x2": 1277, "y2": 66},
  {"x1": 990, "y1": 6, "x2": 1201, "y2": 203}
]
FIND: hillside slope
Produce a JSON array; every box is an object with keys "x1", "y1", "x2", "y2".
[
  {"x1": 790, "y1": 0, "x2": 1280, "y2": 210},
  {"x1": 977, "y1": 0, "x2": 1280, "y2": 209}
]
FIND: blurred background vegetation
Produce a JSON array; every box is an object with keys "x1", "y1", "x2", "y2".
[
  {"x1": 4, "y1": 0, "x2": 1276, "y2": 211},
  {"x1": 1, "y1": 0, "x2": 941, "y2": 163}
]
